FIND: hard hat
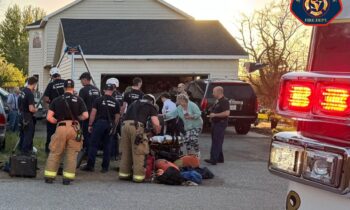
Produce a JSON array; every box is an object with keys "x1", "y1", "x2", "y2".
[
  {"x1": 50, "y1": 67, "x2": 60, "y2": 76},
  {"x1": 106, "y1": 78, "x2": 119, "y2": 88}
]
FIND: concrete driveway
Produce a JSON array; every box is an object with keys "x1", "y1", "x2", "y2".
[{"x1": 0, "y1": 128, "x2": 288, "y2": 210}]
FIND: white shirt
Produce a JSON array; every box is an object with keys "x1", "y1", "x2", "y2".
[{"x1": 162, "y1": 99, "x2": 177, "y2": 115}]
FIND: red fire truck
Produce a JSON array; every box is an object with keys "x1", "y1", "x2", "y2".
[{"x1": 268, "y1": 2, "x2": 350, "y2": 209}]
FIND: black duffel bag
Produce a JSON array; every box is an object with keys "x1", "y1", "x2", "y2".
[
  {"x1": 195, "y1": 167, "x2": 215, "y2": 179},
  {"x1": 156, "y1": 167, "x2": 185, "y2": 185},
  {"x1": 157, "y1": 150, "x2": 180, "y2": 162},
  {"x1": 181, "y1": 167, "x2": 215, "y2": 179}
]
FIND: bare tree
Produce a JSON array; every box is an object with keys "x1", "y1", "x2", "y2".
[{"x1": 239, "y1": 0, "x2": 310, "y2": 108}]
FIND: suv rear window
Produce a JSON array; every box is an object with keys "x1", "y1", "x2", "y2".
[{"x1": 205, "y1": 83, "x2": 255, "y2": 99}]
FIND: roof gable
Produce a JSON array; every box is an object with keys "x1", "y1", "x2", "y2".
[
  {"x1": 59, "y1": 19, "x2": 247, "y2": 57},
  {"x1": 27, "y1": 0, "x2": 192, "y2": 29}
]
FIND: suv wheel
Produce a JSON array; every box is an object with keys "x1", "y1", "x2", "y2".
[{"x1": 235, "y1": 122, "x2": 251, "y2": 135}]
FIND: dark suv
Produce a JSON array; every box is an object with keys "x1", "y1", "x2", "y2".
[{"x1": 187, "y1": 79, "x2": 258, "y2": 135}]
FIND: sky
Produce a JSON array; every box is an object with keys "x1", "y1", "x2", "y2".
[{"x1": 0, "y1": 0, "x2": 269, "y2": 37}]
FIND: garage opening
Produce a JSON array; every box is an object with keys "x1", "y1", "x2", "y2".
[{"x1": 100, "y1": 74, "x2": 209, "y2": 94}]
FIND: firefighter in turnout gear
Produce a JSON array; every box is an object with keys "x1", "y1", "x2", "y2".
[
  {"x1": 43, "y1": 67, "x2": 66, "y2": 154},
  {"x1": 119, "y1": 94, "x2": 161, "y2": 183},
  {"x1": 44, "y1": 79, "x2": 88, "y2": 185}
]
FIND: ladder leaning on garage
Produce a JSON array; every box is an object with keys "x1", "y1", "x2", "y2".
[{"x1": 36, "y1": 45, "x2": 96, "y2": 108}]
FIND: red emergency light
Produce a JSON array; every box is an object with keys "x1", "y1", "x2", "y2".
[
  {"x1": 277, "y1": 72, "x2": 350, "y2": 125},
  {"x1": 316, "y1": 84, "x2": 350, "y2": 116},
  {"x1": 280, "y1": 81, "x2": 314, "y2": 112}
]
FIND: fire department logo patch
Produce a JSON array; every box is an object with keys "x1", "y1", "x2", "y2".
[{"x1": 290, "y1": 0, "x2": 343, "y2": 26}]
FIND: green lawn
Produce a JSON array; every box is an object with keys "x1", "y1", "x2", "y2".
[{"x1": 0, "y1": 132, "x2": 47, "y2": 165}]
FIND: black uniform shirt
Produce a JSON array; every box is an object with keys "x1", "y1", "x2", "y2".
[
  {"x1": 123, "y1": 89, "x2": 144, "y2": 105},
  {"x1": 49, "y1": 93, "x2": 87, "y2": 122},
  {"x1": 93, "y1": 95, "x2": 120, "y2": 122},
  {"x1": 112, "y1": 91, "x2": 124, "y2": 106},
  {"x1": 44, "y1": 79, "x2": 65, "y2": 103},
  {"x1": 18, "y1": 87, "x2": 35, "y2": 115},
  {"x1": 211, "y1": 97, "x2": 230, "y2": 122},
  {"x1": 124, "y1": 100, "x2": 158, "y2": 125},
  {"x1": 79, "y1": 84, "x2": 100, "y2": 113}
]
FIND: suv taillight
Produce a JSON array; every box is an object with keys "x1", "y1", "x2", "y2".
[
  {"x1": 0, "y1": 114, "x2": 6, "y2": 125},
  {"x1": 201, "y1": 98, "x2": 208, "y2": 111}
]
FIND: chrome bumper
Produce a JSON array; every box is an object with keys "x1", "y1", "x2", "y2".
[{"x1": 268, "y1": 132, "x2": 350, "y2": 195}]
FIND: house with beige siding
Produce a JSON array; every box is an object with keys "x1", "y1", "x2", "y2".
[{"x1": 26, "y1": 0, "x2": 247, "y2": 92}]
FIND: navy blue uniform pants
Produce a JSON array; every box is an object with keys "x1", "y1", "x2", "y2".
[
  {"x1": 82, "y1": 119, "x2": 90, "y2": 150},
  {"x1": 110, "y1": 123, "x2": 120, "y2": 159},
  {"x1": 46, "y1": 122, "x2": 56, "y2": 154},
  {"x1": 210, "y1": 121, "x2": 228, "y2": 162},
  {"x1": 87, "y1": 120, "x2": 112, "y2": 170},
  {"x1": 19, "y1": 115, "x2": 35, "y2": 154}
]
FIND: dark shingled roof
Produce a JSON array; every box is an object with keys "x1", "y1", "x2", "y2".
[
  {"x1": 27, "y1": 19, "x2": 42, "y2": 27},
  {"x1": 60, "y1": 19, "x2": 247, "y2": 56}
]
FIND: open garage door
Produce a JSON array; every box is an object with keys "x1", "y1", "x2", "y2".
[{"x1": 100, "y1": 74, "x2": 208, "y2": 95}]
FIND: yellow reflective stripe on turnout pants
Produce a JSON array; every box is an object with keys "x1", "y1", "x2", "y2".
[
  {"x1": 63, "y1": 171, "x2": 75, "y2": 179},
  {"x1": 45, "y1": 122, "x2": 82, "y2": 181},
  {"x1": 44, "y1": 170, "x2": 57, "y2": 178},
  {"x1": 119, "y1": 123, "x2": 146, "y2": 180},
  {"x1": 133, "y1": 175, "x2": 145, "y2": 182},
  {"x1": 119, "y1": 172, "x2": 131, "y2": 178}
]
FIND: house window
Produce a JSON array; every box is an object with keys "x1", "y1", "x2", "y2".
[{"x1": 33, "y1": 32, "x2": 42, "y2": 48}]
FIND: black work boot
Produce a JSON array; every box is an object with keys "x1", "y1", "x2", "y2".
[
  {"x1": 45, "y1": 177, "x2": 54, "y2": 184},
  {"x1": 133, "y1": 179, "x2": 144, "y2": 183},
  {"x1": 62, "y1": 179, "x2": 71, "y2": 185},
  {"x1": 100, "y1": 168, "x2": 108, "y2": 173},
  {"x1": 119, "y1": 175, "x2": 132, "y2": 181},
  {"x1": 204, "y1": 159, "x2": 217, "y2": 165}
]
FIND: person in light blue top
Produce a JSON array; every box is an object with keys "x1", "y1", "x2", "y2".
[
  {"x1": 160, "y1": 93, "x2": 177, "y2": 115},
  {"x1": 164, "y1": 94, "x2": 203, "y2": 156},
  {"x1": 7, "y1": 87, "x2": 20, "y2": 132}
]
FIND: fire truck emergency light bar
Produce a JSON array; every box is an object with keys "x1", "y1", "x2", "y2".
[{"x1": 277, "y1": 72, "x2": 350, "y2": 125}]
